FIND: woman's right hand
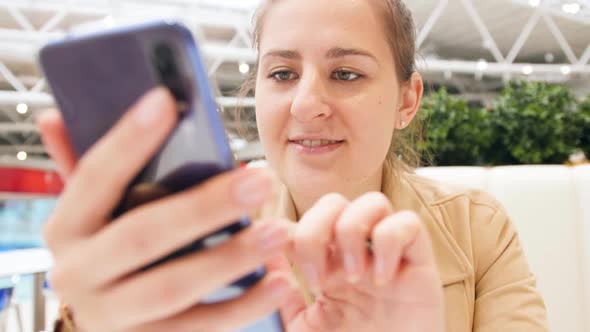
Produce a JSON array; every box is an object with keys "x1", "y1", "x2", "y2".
[{"x1": 37, "y1": 87, "x2": 294, "y2": 332}]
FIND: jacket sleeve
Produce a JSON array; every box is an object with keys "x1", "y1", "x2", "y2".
[{"x1": 472, "y1": 205, "x2": 549, "y2": 332}]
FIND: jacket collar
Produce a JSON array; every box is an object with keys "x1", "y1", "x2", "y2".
[{"x1": 382, "y1": 162, "x2": 472, "y2": 285}]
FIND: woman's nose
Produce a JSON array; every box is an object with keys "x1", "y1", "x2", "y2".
[{"x1": 289, "y1": 73, "x2": 332, "y2": 122}]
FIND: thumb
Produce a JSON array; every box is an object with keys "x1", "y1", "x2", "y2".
[{"x1": 266, "y1": 254, "x2": 308, "y2": 324}]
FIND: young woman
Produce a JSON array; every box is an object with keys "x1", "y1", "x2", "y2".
[{"x1": 39, "y1": 0, "x2": 548, "y2": 331}]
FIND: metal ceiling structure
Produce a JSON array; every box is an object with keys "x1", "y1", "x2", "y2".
[{"x1": 0, "y1": 0, "x2": 588, "y2": 163}]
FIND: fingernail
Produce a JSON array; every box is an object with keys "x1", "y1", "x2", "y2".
[
  {"x1": 136, "y1": 88, "x2": 170, "y2": 128},
  {"x1": 303, "y1": 263, "x2": 320, "y2": 291},
  {"x1": 235, "y1": 171, "x2": 272, "y2": 206},
  {"x1": 256, "y1": 222, "x2": 288, "y2": 251},
  {"x1": 344, "y1": 254, "x2": 360, "y2": 283},
  {"x1": 374, "y1": 257, "x2": 387, "y2": 287}
]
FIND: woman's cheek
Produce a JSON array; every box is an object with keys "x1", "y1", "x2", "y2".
[
  {"x1": 256, "y1": 105, "x2": 285, "y2": 161},
  {"x1": 354, "y1": 103, "x2": 396, "y2": 162}
]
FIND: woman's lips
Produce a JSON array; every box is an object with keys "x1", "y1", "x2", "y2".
[{"x1": 288, "y1": 139, "x2": 345, "y2": 154}]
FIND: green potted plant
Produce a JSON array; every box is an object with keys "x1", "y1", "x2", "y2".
[
  {"x1": 574, "y1": 95, "x2": 590, "y2": 160},
  {"x1": 417, "y1": 88, "x2": 492, "y2": 166},
  {"x1": 489, "y1": 80, "x2": 579, "y2": 165}
]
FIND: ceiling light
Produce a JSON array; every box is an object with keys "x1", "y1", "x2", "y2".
[
  {"x1": 239, "y1": 62, "x2": 250, "y2": 74},
  {"x1": 16, "y1": 103, "x2": 28, "y2": 114},
  {"x1": 529, "y1": 0, "x2": 541, "y2": 7},
  {"x1": 17, "y1": 151, "x2": 27, "y2": 161},
  {"x1": 562, "y1": 3, "x2": 581, "y2": 14},
  {"x1": 544, "y1": 53, "x2": 555, "y2": 63},
  {"x1": 522, "y1": 65, "x2": 534, "y2": 75},
  {"x1": 230, "y1": 138, "x2": 247, "y2": 151},
  {"x1": 560, "y1": 65, "x2": 571, "y2": 75},
  {"x1": 477, "y1": 59, "x2": 488, "y2": 71}
]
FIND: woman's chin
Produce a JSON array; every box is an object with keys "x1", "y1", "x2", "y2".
[{"x1": 285, "y1": 167, "x2": 342, "y2": 193}]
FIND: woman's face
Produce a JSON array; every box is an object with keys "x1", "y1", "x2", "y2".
[{"x1": 255, "y1": 0, "x2": 404, "y2": 192}]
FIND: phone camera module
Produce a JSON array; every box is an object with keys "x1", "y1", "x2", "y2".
[{"x1": 152, "y1": 43, "x2": 189, "y2": 112}]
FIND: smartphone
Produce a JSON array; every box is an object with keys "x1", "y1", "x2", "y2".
[{"x1": 39, "y1": 21, "x2": 283, "y2": 332}]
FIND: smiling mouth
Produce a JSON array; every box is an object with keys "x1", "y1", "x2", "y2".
[{"x1": 290, "y1": 139, "x2": 345, "y2": 147}]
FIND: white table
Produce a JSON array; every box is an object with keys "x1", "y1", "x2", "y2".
[{"x1": 0, "y1": 249, "x2": 53, "y2": 332}]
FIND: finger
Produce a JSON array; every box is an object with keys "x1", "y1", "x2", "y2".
[
  {"x1": 45, "y1": 87, "x2": 178, "y2": 253},
  {"x1": 265, "y1": 254, "x2": 307, "y2": 325},
  {"x1": 371, "y1": 211, "x2": 433, "y2": 286},
  {"x1": 129, "y1": 272, "x2": 293, "y2": 332},
  {"x1": 36, "y1": 109, "x2": 78, "y2": 179},
  {"x1": 278, "y1": 283, "x2": 308, "y2": 329},
  {"x1": 92, "y1": 219, "x2": 290, "y2": 327},
  {"x1": 266, "y1": 220, "x2": 297, "y2": 271},
  {"x1": 335, "y1": 192, "x2": 393, "y2": 283},
  {"x1": 265, "y1": 252, "x2": 292, "y2": 275},
  {"x1": 294, "y1": 193, "x2": 348, "y2": 292},
  {"x1": 63, "y1": 168, "x2": 276, "y2": 288}
]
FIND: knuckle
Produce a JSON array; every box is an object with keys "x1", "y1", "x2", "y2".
[
  {"x1": 293, "y1": 223, "x2": 329, "y2": 251},
  {"x1": 377, "y1": 211, "x2": 423, "y2": 241},
  {"x1": 362, "y1": 191, "x2": 390, "y2": 205},
  {"x1": 183, "y1": 183, "x2": 225, "y2": 221},
  {"x1": 318, "y1": 192, "x2": 348, "y2": 207},
  {"x1": 152, "y1": 278, "x2": 185, "y2": 308},
  {"x1": 372, "y1": 223, "x2": 400, "y2": 247},
  {"x1": 186, "y1": 194, "x2": 212, "y2": 220},
  {"x1": 293, "y1": 226, "x2": 321, "y2": 247},
  {"x1": 336, "y1": 217, "x2": 367, "y2": 237},
  {"x1": 397, "y1": 210, "x2": 423, "y2": 229},
  {"x1": 357, "y1": 192, "x2": 392, "y2": 214},
  {"x1": 292, "y1": 227, "x2": 307, "y2": 244},
  {"x1": 216, "y1": 230, "x2": 266, "y2": 267},
  {"x1": 122, "y1": 228, "x2": 154, "y2": 256}
]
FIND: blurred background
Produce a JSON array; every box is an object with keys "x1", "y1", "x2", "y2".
[{"x1": 0, "y1": 0, "x2": 588, "y2": 332}]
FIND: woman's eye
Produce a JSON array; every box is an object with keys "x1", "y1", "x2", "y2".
[
  {"x1": 270, "y1": 70, "x2": 298, "y2": 81},
  {"x1": 332, "y1": 70, "x2": 361, "y2": 81}
]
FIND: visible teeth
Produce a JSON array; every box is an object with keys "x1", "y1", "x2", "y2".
[{"x1": 297, "y1": 140, "x2": 339, "y2": 147}]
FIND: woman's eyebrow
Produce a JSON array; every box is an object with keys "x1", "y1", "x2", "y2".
[
  {"x1": 261, "y1": 47, "x2": 378, "y2": 62},
  {"x1": 262, "y1": 49, "x2": 302, "y2": 60},
  {"x1": 326, "y1": 47, "x2": 378, "y2": 62}
]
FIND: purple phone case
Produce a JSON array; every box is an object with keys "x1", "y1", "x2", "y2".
[{"x1": 39, "y1": 21, "x2": 283, "y2": 332}]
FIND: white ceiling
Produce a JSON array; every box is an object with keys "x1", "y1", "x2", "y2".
[
  {"x1": 410, "y1": 0, "x2": 589, "y2": 63},
  {"x1": 0, "y1": 0, "x2": 588, "y2": 162}
]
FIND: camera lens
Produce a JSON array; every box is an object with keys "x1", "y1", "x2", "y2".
[
  {"x1": 151, "y1": 42, "x2": 188, "y2": 107},
  {"x1": 153, "y1": 44, "x2": 175, "y2": 73}
]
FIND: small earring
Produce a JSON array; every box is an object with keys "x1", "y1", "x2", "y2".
[{"x1": 400, "y1": 120, "x2": 406, "y2": 128}]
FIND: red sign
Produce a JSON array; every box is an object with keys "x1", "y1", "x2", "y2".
[{"x1": 0, "y1": 168, "x2": 64, "y2": 195}]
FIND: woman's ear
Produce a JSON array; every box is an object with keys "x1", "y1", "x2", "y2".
[{"x1": 396, "y1": 72, "x2": 424, "y2": 129}]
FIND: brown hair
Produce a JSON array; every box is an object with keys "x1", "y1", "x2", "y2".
[{"x1": 236, "y1": 0, "x2": 427, "y2": 169}]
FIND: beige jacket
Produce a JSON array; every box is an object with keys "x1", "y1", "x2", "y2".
[
  {"x1": 260, "y1": 163, "x2": 549, "y2": 332},
  {"x1": 55, "y1": 164, "x2": 549, "y2": 332}
]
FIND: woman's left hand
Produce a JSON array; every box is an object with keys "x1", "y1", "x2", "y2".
[{"x1": 274, "y1": 192, "x2": 445, "y2": 332}]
